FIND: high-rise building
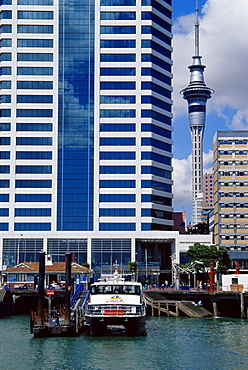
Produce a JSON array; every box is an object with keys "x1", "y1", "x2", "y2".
[
  {"x1": 172, "y1": 211, "x2": 186, "y2": 234},
  {"x1": 213, "y1": 131, "x2": 248, "y2": 269},
  {"x1": 203, "y1": 173, "x2": 213, "y2": 209},
  {"x1": 180, "y1": 0, "x2": 214, "y2": 225},
  {"x1": 0, "y1": 0, "x2": 176, "y2": 273}
]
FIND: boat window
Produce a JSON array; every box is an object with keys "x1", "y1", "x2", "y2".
[
  {"x1": 123, "y1": 285, "x2": 135, "y2": 294},
  {"x1": 91, "y1": 285, "x2": 141, "y2": 295}
]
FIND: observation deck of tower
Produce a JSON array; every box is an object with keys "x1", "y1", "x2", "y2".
[{"x1": 180, "y1": 0, "x2": 214, "y2": 225}]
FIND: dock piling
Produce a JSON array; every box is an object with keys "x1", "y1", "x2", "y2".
[
  {"x1": 64, "y1": 253, "x2": 72, "y2": 325},
  {"x1": 175, "y1": 302, "x2": 179, "y2": 317},
  {"x1": 212, "y1": 301, "x2": 218, "y2": 317},
  {"x1": 37, "y1": 252, "x2": 45, "y2": 326},
  {"x1": 240, "y1": 292, "x2": 245, "y2": 319}
]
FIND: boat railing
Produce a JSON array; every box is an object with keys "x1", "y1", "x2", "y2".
[{"x1": 85, "y1": 304, "x2": 146, "y2": 317}]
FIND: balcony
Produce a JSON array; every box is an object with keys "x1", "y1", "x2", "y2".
[
  {"x1": 219, "y1": 166, "x2": 232, "y2": 170},
  {"x1": 221, "y1": 229, "x2": 234, "y2": 234},
  {"x1": 235, "y1": 155, "x2": 247, "y2": 159},
  {"x1": 220, "y1": 240, "x2": 234, "y2": 245},
  {"x1": 219, "y1": 176, "x2": 232, "y2": 181},
  {"x1": 220, "y1": 218, "x2": 234, "y2": 222},
  {"x1": 236, "y1": 240, "x2": 247, "y2": 245}
]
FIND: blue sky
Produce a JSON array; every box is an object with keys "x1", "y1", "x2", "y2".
[
  {"x1": 173, "y1": 0, "x2": 206, "y2": 19},
  {"x1": 171, "y1": 0, "x2": 248, "y2": 221}
]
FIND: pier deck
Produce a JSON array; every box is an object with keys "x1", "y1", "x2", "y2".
[{"x1": 143, "y1": 289, "x2": 247, "y2": 318}]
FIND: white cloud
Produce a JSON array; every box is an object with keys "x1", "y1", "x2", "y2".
[
  {"x1": 173, "y1": 0, "x2": 248, "y2": 127},
  {"x1": 203, "y1": 150, "x2": 214, "y2": 172},
  {"x1": 229, "y1": 109, "x2": 248, "y2": 130},
  {"x1": 172, "y1": 155, "x2": 192, "y2": 210},
  {"x1": 172, "y1": 150, "x2": 213, "y2": 211}
]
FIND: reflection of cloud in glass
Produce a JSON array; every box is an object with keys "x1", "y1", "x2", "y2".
[
  {"x1": 100, "y1": 96, "x2": 136, "y2": 104},
  {"x1": 59, "y1": 82, "x2": 94, "y2": 148},
  {"x1": 58, "y1": 58, "x2": 94, "y2": 148}
]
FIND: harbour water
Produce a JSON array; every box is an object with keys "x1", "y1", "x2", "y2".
[{"x1": 1, "y1": 315, "x2": 248, "y2": 370}]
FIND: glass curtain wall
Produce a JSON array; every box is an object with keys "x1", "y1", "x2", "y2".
[
  {"x1": 57, "y1": 0, "x2": 94, "y2": 231},
  {"x1": 47, "y1": 238, "x2": 87, "y2": 264},
  {"x1": 91, "y1": 239, "x2": 131, "y2": 272},
  {"x1": 3, "y1": 239, "x2": 43, "y2": 267}
]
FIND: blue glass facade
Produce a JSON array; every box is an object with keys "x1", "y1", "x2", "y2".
[
  {"x1": 0, "y1": 0, "x2": 174, "y2": 270},
  {"x1": 57, "y1": 0, "x2": 94, "y2": 231}
]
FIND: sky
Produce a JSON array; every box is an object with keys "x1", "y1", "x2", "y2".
[{"x1": 171, "y1": 0, "x2": 248, "y2": 222}]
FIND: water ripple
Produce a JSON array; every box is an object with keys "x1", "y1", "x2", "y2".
[{"x1": 1, "y1": 316, "x2": 248, "y2": 370}]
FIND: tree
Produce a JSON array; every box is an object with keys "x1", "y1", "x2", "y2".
[
  {"x1": 82, "y1": 262, "x2": 90, "y2": 269},
  {"x1": 187, "y1": 243, "x2": 232, "y2": 274},
  {"x1": 127, "y1": 261, "x2": 138, "y2": 273},
  {"x1": 217, "y1": 246, "x2": 233, "y2": 274}
]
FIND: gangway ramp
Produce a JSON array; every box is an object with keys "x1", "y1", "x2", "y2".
[
  {"x1": 143, "y1": 291, "x2": 213, "y2": 318},
  {"x1": 0, "y1": 290, "x2": 6, "y2": 303},
  {"x1": 178, "y1": 302, "x2": 213, "y2": 318}
]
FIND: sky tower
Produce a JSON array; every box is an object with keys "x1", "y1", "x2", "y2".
[{"x1": 180, "y1": 0, "x2": 214, "y2": 225}]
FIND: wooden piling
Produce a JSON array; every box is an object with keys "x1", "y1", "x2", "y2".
[
  {"x1": 37, "y1": 252, "x2": 45, "y2": 326},
  {"x1": 212, "y1": 301, "x2": 218, "y2": 317},
  {"x1": 166, "y1": 303, "x2": 169, "y2": 316},
  {"x1": 175, "y1": 302, "x2": 179, "y2": 317},
  {"x1": 240, "y1": 292, "x2": 245, "y2": 319},
  {"x1": 158, "y1": 302, "x2": 161, "y2": 316},
  {"x1": 64, "y1": 253, "x2": 72, "y2": 325}
]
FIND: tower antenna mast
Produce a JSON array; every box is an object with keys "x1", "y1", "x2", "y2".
[{"x1": 195, "y1": 0, "x2": 199, "y2": 56}]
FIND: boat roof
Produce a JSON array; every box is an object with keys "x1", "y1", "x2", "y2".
[
  {"x1": 92, "y1": 269, "x2": 142, "y2": 286},
  {"x1": 92, "y1": 279, "x2": 142, "y2": 286}
]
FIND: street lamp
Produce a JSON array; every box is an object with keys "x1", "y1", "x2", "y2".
[
  {"x1": 192, "y1": 260, "x2": 204, "y2": 288},
  {"x1": 17, "y1": 233, "x2": 23, "y2": 265},
  {"x1": 170, "y1": 253, "x2": 176, "y2": 286},
  {"x1": 135, "y1": 252, "x2": 139, "y2": 281},
  {"x1": 145, "y1": 248, "x2": 148, "y2": 280}
]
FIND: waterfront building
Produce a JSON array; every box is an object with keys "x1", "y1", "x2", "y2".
[
  {"x1": 222, "y1": 273, "x2": 248, "y2": 292},
  {"x1": 213, "y1": 131, "x2": 248, "y2": 269},
  {"x1": 180, "y1": 1, "x2": 214, "y2": 226},
  {"x1": 0, "y1": 0, "x2": 179, "y2": 276},
  {"x1": 2, "y1": 256, "x2": 92, "y2": 290}
]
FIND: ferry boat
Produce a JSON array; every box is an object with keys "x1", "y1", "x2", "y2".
[{"x1": 84, "y1": 267, "x2": 146, "y2": 336}]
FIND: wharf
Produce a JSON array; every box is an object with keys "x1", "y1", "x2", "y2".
[
  {"x1": 0, "y1": 288, "x2": 65, "y2": 317},
  {"x1": 143, "y1": 289, "x2": 248, "y2": 318},
  {"x1": 1, "y1": 288, "x2": 248, "y2": 320}
]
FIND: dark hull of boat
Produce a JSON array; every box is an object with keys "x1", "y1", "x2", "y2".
[{"x1": 85, "y1": 315, "x2": 146, "y2": 336}]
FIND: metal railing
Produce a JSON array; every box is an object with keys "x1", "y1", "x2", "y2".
[{"x1": 85, "y1": 304, "x2": 146, "y2": 317}]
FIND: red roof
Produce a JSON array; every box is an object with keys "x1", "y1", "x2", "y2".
[{"x1": 3, "y1": 261, "x2": 91, "y2": 274}]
